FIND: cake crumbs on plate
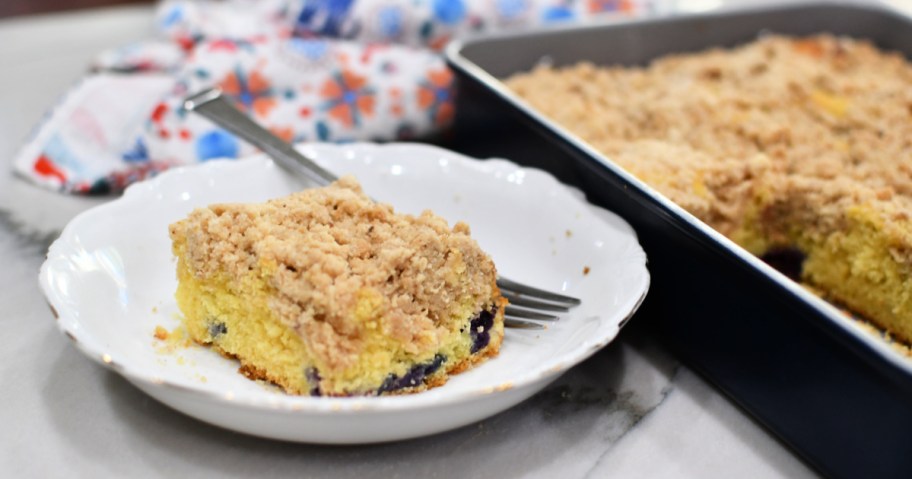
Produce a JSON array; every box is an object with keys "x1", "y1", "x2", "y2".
[
  {"x1": 153, "y1": 325, "x2": 169, "y2": 340},
  {"x1": 153, "y1": 324, "x2": 192, "y2": 353}
]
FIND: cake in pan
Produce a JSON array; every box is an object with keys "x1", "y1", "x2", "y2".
[
  {"x1": 507, "y1": 35, "x2": 912, "y2": 343},
  {"x1": 169, "y1": 176, "x2": 505, "y2": 396}
]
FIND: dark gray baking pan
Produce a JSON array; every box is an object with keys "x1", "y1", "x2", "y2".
[{"x1": 445, "y1": 2, "x2": 912, "y2": 478}]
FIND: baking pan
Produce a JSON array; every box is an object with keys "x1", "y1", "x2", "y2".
[{"x1": 445, "y1": 2, "x2": 912, "y2": 478}]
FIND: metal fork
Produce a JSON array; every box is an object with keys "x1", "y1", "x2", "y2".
[{"x1": 183, "y1": 88, "x2": 581, "y2": 330}]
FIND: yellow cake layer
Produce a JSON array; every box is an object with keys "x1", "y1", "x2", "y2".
[{"x1": 174, "y1": 258, "x2": 505, "y2": 395}]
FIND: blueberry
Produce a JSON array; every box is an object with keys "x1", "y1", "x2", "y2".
[
  {"x1": 305, "y1": 367, "x2": 322, "y2": 396},
  {"x1": 469, "y1": 307, "x2": 495, "y2": 353},
  {"x1": 207, "y1": 321, "x2": 227, "y2": 339},
  {"x1": 760, "y1": 246, "x2": 806, "y2": 281},
  {"x1": 377, "y1": 354, "x2": 446, "y2": 394}
]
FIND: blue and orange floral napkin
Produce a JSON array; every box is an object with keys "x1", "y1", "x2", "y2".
[{"x1": 14, "y1": 0, "x2": 665, "y2": 194}]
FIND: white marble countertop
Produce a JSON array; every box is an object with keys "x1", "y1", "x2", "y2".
[{"x1": 0, "y1": 4, "x2": 821, "y2": 478}]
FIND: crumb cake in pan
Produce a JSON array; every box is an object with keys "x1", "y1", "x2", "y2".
[
  {"x1": 169, "y1": 176, "x2": 506, "y2": 396},
  {"x1": 507, "y1": 35, "x2": 912, "y2": 343}
]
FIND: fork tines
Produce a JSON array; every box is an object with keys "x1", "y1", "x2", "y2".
[{"x1": 498, "y1": 278, "x2": 582, "y2": 330}]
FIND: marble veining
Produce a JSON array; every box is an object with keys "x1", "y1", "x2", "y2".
[
  {"x1": 0, "y1": 205, "x2": 58, "y2": 249},
  {"x1": 0, "y1": 172, "x2": 105, "y2": 242}
]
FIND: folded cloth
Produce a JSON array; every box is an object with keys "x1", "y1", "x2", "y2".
[{"x1": 14, "y1": 0, "x2": 661, "y2": 194}]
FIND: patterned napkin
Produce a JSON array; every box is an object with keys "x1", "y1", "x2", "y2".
[{"x1": 14, "y1": 0, "x2": 666, "y2": 194}]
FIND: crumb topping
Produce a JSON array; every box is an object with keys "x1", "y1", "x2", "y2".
[{"x1": 506, "y1": 34, "x2": 912, "y2": 265}]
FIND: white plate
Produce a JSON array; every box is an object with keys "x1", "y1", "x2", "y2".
[{"x1": 40, "y1": 143, "x2": 649, "y2": 444}]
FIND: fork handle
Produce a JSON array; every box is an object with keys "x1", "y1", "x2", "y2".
[{"x1": 183, "y1": 88, "x2": 338, "y2": 187}]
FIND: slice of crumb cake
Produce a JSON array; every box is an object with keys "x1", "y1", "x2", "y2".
[{"x1": 169, "y1": 176, "x2": 506, "y2": 396}]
